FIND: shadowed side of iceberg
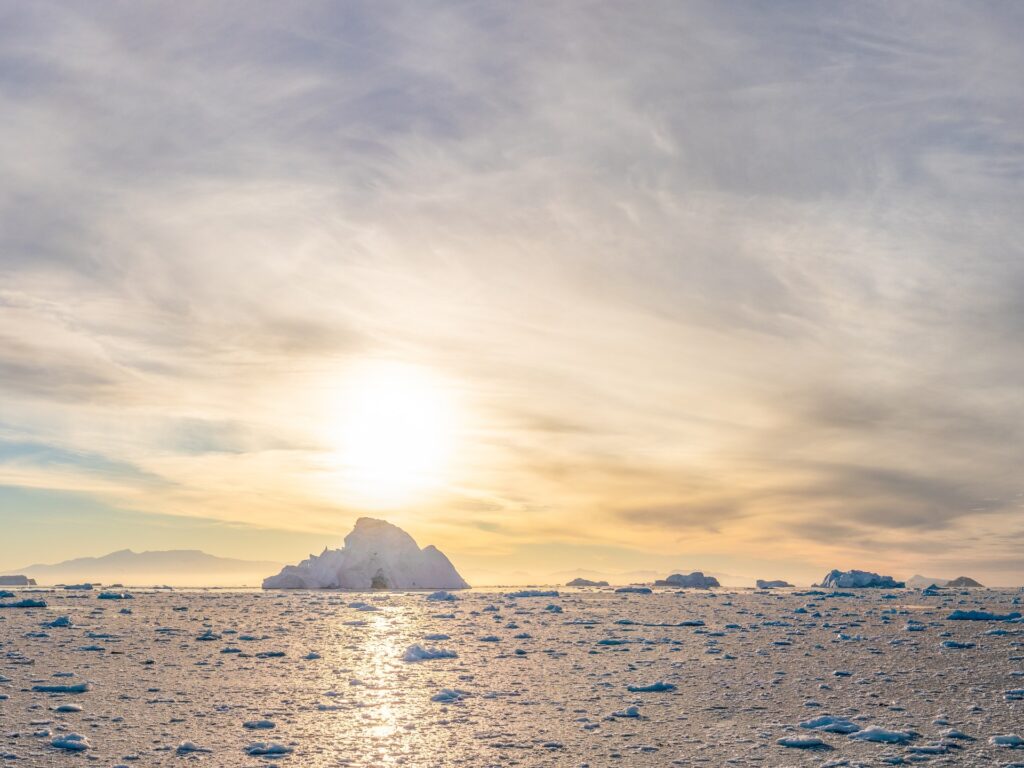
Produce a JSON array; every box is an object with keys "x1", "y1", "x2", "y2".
[{"x1": 262, "y1": 518, "x2": 469, "y2": 590}]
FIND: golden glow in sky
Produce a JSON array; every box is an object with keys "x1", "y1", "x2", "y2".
[
  {"x1": 3, "y1": 2, "x2": 1024, "y2": 587},
  {"x1": 329, "y1": 361, "x2": 458, "y2": 508}
]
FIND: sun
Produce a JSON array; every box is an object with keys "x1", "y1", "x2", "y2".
[{"x1": 330, "y1": 361, "x2": 457, "y2": 507}]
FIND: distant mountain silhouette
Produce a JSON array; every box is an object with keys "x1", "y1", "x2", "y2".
[{"x1": 10, "y1": 549, "x2": 282, "y2": 587}]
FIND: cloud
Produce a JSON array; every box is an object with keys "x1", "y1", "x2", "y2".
[{"x1": 1, "y1": 1, "x2": 1024, "y2": 582}]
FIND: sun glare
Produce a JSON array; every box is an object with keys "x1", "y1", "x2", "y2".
[{"x1": 330, "y1": 361, "x2": 457, "y2": 507}]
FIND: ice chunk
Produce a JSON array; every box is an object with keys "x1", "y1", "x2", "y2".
[
  {"x1": 402, "y1": 643, "x2": 457, "y2": 662},
  {"x1": 51, "y1": 733, "x2": 90, "y2": 751},
  {"x1": 756, "y1": 579, "x2": 793, "y2": 589},
  {"x1": 245, "y1": 742, "x2": 294, "y2": 756},
  {"x1": 800, "y1": 715, "x2": 861, "y2": 734},
  {"x1": 777, "y1": 736, "x2": 827, "y2": 748},
  {"x1": 626, "y1": 681, "x2": 676, "y2": 692},
  {"x1": 426, "y1": 590, "x2": 458, "y2": 601},
  {"x1": 31, "y1": 683, "x2": 91, "y2": 693},
  {"x1": 989, "y1": 734, "x2": 1024, "y2": 748},
  {"x1": 848, "y1": 726, "x2": 914, "y2": 743},
  {"x1": 947, "y1": 610, "x2": 1021, "y2": 622},
  {"x1": 0, "y1": 598, "x2": 47, "y2": 608},
  {"x1": 430, "y1": 688, "x2": 467, "y2": 703},
  {"x1": 176, "y1": 741, "x2": 212, "y2": 754}
]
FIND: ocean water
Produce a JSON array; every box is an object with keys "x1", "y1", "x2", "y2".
[{"x1": 1, "y1": 587, "x2": 1022, "y2": 766}]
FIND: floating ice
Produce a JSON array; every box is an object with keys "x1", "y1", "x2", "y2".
[
  {"x1": 848, "y1": 726, "x2": 914, "y2": 743},
  {"x1": 818, "y1": 570, "x2": 904, "y2": 589},
  {"x1": 654, "y1": 572, "x2": 720, "y2": 588},
  {"x1": 611, "y1": 705, "x2": 641, "y2": 718},
  {"x1": 427, "y1": 590, "x2": 458, "y2": 601},
  {"x1": 800, "y1": 715, "x2": 861, "y2": 734},
  {"x1": 402, "y1": 643, "x2": 457, "y2": 662},
  {"x1": 430, "y1": 688, "x2": 468, "y2": 703},
  {"x1": 947, "y1": 610, "x2": 1021, "y2": 621},
  {"x1": 176, "y1": 741, "x2": 212, "y2": 754},
  {"x1": 756, "y1": 579, "x2": 793, "y2": 589},
  {"x1": 777, "y1": 736, "x2": 827, "y2": 748},
  {"x1": 626, "y1": 681, "x2": 676, "y2": 692},
  {"x1": 0, "y1": 598, "x2": 47, "y2": 608},
  {"x1": 50, "y1": 733, "x2": 90, "y2": 751},
  {"x1": 31, "y1": 683, "x2": 90, "y2": 693},
  {"x1": 263, "y1": 518, "x2": 469, "y2": 590},
  {"x1": 245, "y1": 742, "x2": 294, "y2": 756},
  {"x1": 989, "y1": 734, "x2": 1024, "y2": 748}
]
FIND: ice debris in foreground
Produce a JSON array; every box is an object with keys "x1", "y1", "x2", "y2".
[{"x1": 403, "y1": 643, "x2": 458, "y2": 662}]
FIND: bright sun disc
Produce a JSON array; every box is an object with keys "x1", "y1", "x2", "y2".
[{"x1": 331, "y1": 361, "x2": 457, "y2": 506}]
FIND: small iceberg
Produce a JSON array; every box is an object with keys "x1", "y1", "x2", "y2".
[
  {"x1": 626, "y1": 681, "x2": 676, "y2": 692},
  {"x1": 848, "y1": 726, "x2": 914, "y2": 743},
  {"x1": 566, "y1": 578, "x2": 608, "y2": 587},
  {"x1": 817, "y1": 569, "x2": 904, "y2": 589},
  {"x1": 654, "y1": 572, "x2": 720, "y2": 588},
  {"x1": 756, "y1": 579, "x2": 793, "y2": 589},
  {"x1": 947, "y1": 610, "x2": 1021, "y2": 622},
  {"x1": 245, "y1": 742, "x2": 294, "y2": 756}
]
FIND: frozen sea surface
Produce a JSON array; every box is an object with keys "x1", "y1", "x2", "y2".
[{"x1": 1, "y1": 587, "x2": 1023, "y2": 766}]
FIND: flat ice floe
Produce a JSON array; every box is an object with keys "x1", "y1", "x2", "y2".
[{"x1": 1, "y1": 583, "x2": 1023, "y2": 766}]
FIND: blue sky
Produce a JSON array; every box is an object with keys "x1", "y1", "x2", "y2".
[{"x1": 1, "y1": 2, "x2": 1023, "y2": 585}]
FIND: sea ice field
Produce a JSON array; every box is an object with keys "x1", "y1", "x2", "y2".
[{"x1": 1, "y1": 586, "x2": 1023, "y2": 767}]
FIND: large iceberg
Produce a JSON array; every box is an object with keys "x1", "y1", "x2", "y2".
[
  {"x1": 262, "y1": 518, "x2": 469, "y2": 590},
  {"x1": 818, "y1": 569, "x2": 904, "y2": 589},
  {"x1": 654, "y1": 571, "x2": 720, "y2": 588}
]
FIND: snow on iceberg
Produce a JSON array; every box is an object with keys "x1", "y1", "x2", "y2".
[
  {"x1": 566, "y1": 578, "x2": 609, "y2": 587},
  {"x1": 817, "y1": 569, "x2": 904, "y2": 589},
  {"x1": 262, "y1": 518, "x2": 469, "y2": 590}
]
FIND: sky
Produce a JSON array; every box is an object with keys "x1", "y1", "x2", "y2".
[{"x1": 2, "y1": 1, "x2": 1023, "y2": 586}]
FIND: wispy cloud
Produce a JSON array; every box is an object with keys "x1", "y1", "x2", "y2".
[{"x1": 2, "y1": 1, "x2": 1023, "y2": 583}]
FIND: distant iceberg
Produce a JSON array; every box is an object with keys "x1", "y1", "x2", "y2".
[
  {"x1": 262, "y1": 518, "x2": 469, "y2": 590},
  {"x1": 0, "y1": 575, "x2": 35, "y2": 586},
  {"x1": 756, "y1": 579, "x2": 793, "y2": 589},
  {"x1": 818, "y1": 569, "x2": 904, "y2": 589},
  {"x1": 654, "y1": 571, "x2": 720, "y2": 588},
  {"x1": 566, "y1": 578, "x2": 609, "y2": 587},
  {"x1": 946, "y1": 576, "x2": 983, "y2": 588}
]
